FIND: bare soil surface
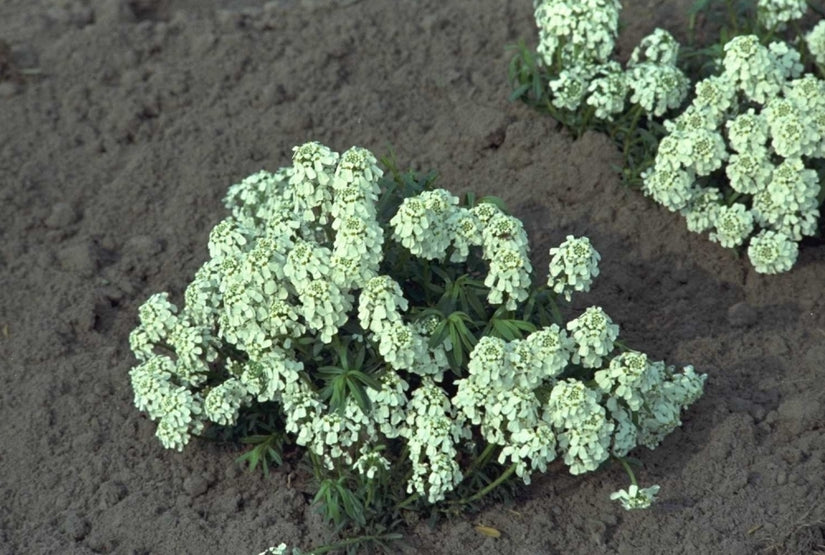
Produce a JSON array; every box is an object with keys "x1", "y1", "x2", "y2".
[{"x1": 1, "y1": 1, "x2": 824, "y2": 553}]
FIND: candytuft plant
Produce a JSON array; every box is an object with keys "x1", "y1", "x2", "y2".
[
  {"x1": 509, "y1": 0, "x2": 691, "y2": 186},
  {"x1": 644, "y1": 34, "x2": 825, "y2": 274},
  {"x1": 511, "y1": 0, "x2": 825, "y2": 275},
  {"x1": 129, "y1": 142, "x2": 706, "y2": 553}
]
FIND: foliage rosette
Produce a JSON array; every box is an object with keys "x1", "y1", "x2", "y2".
[{"x1": 128, "y1": 142, "x2": 706, "y2": 536}]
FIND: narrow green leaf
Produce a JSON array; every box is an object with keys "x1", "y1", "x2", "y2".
[
  {"x1": 448, "y1": 322, "x2": 460, "y2": 354},
  {"x1": 509, "y1": 84, "x2": 531, "y2": 101},
  {"x1": 352, "y1": 369, "x2": 382, "y2": 391},
  {"x1": 348, "y1": 380, "x2": 372, "y2": 414},
  {"x1": 428, "y1": 320, "x2": 450, "y2": 349},
  {"x1": 512, "y1": 319, "x2": 537, "y2": 333},
  {"x1": 317, "y1": 365, "x2": 345, "y2": 378},
  {"x1": 354, "y1": 343, "x2": 366, "y2": 370},
  {"x1": 493, "y1": 319, "x2": 515, "y2": 341}
]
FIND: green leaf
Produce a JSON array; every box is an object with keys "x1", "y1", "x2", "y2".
[
  {"x1": 317, "y1": 365, "x2": 345, "y2": 378},
  {"x1": 466, "y1": 292, "x2": 486, "y2": 319},
  {"x1": 351, "y1": 369, "x2": 381, "y2": 391},
  {"x1": 431, "y1": 265, "x2": 453, "y2": 283},
  {"x1": 428, "y1": 319, "x2": 450, "y2": 349},
  {"x1": 492, "y1": 319, "x2": 516, "y2": 341},
  {"x1": 509, "y1": 83, "x2": 531, "y2": 101},
  {"x1": 512, "y1": 319, "x2": 537, "y2": 333},
  {"x1": 348, "y1": 380, "x2": 372, "y2": 414},
  {"x1": 353, "y1": 343, "x2": 366, "y2": 371}
]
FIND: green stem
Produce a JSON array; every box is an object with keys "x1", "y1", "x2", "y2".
[
  {"x1": 455, "y1": 463, "x2": 517, "y2": 505},
  {"x1": 623, "y1": 105, "x2": 644, "y2": 160},
  {"x1": 464, "y1": 442, "x2": 498, "y2": 477},
  {"x1": 617, "y1": 457, "x2": 638, "y2": 486},
  {"x1": 394, "y1": 492, "x2": 420, "y2": 510}
]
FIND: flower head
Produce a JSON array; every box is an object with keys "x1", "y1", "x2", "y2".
[
  {"x1": 610, "y1": 484, "x2": 661, "y2": 510},
  {"x1": 566, "y1": 306, "x2": 618, "y2": 368},
  {"x1": 747, "y1": 230, "x2": 799, "y2": 274},
  {"x1": 547, "y1": 235, "x2": 601, "y2": 301}
]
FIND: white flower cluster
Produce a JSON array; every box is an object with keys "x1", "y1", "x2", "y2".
[
  {"x1": 807, "y1": 21, "x2": 825, "y2": 67},
  {"x1": 626, "y1": 29, "x2": 690, "y2": 118},
  {"x1": 533, "y1": 0, "x2": 621, "y2": 68},
  {"x1": 756, "y1": 0, "x2": 807, "y2": 31},
  {"x1": 130, "y1": 142, "x2": 706, "y2": 512},
  {"x1": 403, "y1": 379, "x2": 469, "y2": 503},
  {"x1": 610, "y1": 484, "x2": 660, "y2": 510},
  {"x1": 535, "y1": 0, "x2": 689, "y2": 120},
  {"x1": 452, "y1": 314, "x2": 705, "y2": 486},
  {"x1": 476, "y1": 204, "x2": 533, "y2": 310},
  {"x1": 129, "y1": 142, "x2": 387, "y2": 452},
  {"x1": 644, "y1": 36, "x2": 823, "y2": 274},
  {"x1": 390, "y1": 189, "x2": 459, "y2": 260},
  {"x1": 567, "y1": 306, "x2": 619, "y2": 368},
  {"x1": 547, "y1": 235, "x2": 600, "y2": 301}
]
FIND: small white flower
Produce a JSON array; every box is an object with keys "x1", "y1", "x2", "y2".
[
  {"x1": 296, "y1": 279, "x2": 352, "y2": 344},
  {"x1": 726, "y1": 109, "x2": 769, "y2": 153},
  {"x1": 155, "y1": 386, "x2": 203, "y2": 452},
  {"x1": 447, "y1": 208, "x2": 483, "y2": 262},
  {"x1": 378, "y1": 320, "x2": 418, "y2": 371},
  {"x1": 290, "y1": 141, "x2": 338, "y2": 187},
  {"x1": 757, "y1": 0, "x2": 807, "y2": 30},
  {"x1": 725, "y1": 148, "x2": 773, "y2": 195},
  {"x1": 484, "y1": 243, "x2": 532, "y2": 310},
  {"x1": 709, "y1": 203, "x2": 754, "y2": 248},
  {"x1": 642, "y1": 165, "x2": 696, "y2": 212},
  {"x1": 610, "y1": 484, "x2": 661, "y2": 510},
  {"x1": 208, "y1": 218, "x2": 249, "y2": 260},
  {"x1": 680, "y1": 128, "x2": 728, "y2": 177},
  {"x1": 665, "y1": 105, "x2": 721, "y2": 133},
  {"x1": 585, "y1": 61, "x2": 628, "y2": 121},
  {"x1": 628, "y1": 28, "x2": 680, "y2": 67},
  {"x1": 747, "y1": 230, "x2": 799, "y2": 274},
  {"x1": 334, "y1": 146, "x2": 383, "y2": 192},
  {"x1": 806, "y1": 21, "x2": 825, "y2": 67},
  {"x1": 525, "y1": 325, "x2": 573, "y2": 380},
  {"x1": 681, "y1": 187, "x2": 722, "y2": 234},
  {"x1": 722, "y1": 35, "x2": 783, "y2": 104},
  {"x1": 203, "y1": 378, "x2": 250, "y2": 426},
  {"x1": 627, "y1": 63, "x2": 689, "y2": 117},
  {"x1": 548, "y1": 235, "x2": 601, "y2": 301},
  {"x1": 137, "y1": 292, "x2": 179, "y2": 343},
  {"x1": 566, "y1": 306, "x2": 618, "y2": 368},
  {"x1": 284, "y1": 239, "x2": 332, "y2": 285},
  {"x1": 691, "y1": 75, "x2": 736, "y2": 120},
  {"x1": 353, "y1": 447, "x2": 391, "y2": 480},
  {"x1": 550, "y1": 66, "x2": 595, "y2": 111},
  {"x1": 595, "y1": 351, "x2": 657, "y2": 411},
  {"x1": 534, "y1": 0, "x2": 621, "y2": 67},
  {"x1": 467, "y1": 336, "x2": 512, "y2": 388},
  {"x1": 358, "y1": 275, "x2": 408, "y2": 334}
]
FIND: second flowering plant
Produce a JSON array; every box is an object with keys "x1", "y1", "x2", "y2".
[{"x1": 129, "y1": 142, "x2": 705, "y2": 551}]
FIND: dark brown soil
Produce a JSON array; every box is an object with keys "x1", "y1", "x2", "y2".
[{"x1": 1, "y1": 1, "x2": 824, "y2": 553}]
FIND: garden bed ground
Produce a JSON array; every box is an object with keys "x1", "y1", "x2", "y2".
[{"x1": 1, "y1": 0, "x2": 824, "y2": 553}]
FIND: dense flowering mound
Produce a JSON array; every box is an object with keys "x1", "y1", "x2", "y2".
[
  {"x1": 523, "y1": 2, "x2": 825, "y2": 275},
  {"x1": 533, "y1": 0, "x2": 689, "y2": 120},
  {"x1": 644, "y1": 35, "x2": 825, "y2": 274},
  {"x1": 128, "y1": 142, "x2": 705, "y2": 551}
]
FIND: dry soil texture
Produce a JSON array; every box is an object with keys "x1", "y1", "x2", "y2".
[{"x1": 1, "y1": 0, "x2": 824, "y2": 554}]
